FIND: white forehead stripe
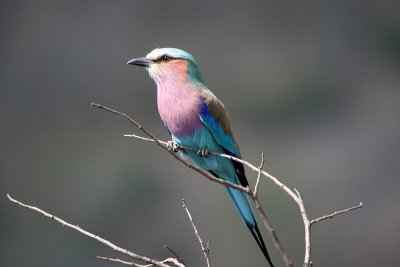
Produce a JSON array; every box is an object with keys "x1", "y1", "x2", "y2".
[
  {"x1": 146, "y1": 48, "x2": 164, "y2": 61},
  {"x1": 145, "y1": 48, "x2": 193, "y2": 61}
]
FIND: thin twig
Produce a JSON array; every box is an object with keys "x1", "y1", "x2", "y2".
[
  {"x1": 124, "y1": 131, "x2": 297, "y2": 267},
  {"x1": 92, "y1": 104, "x2": 249, "y2": 194},
  {"x1": 124, "y1": 133, "x2": 297, "y2": 266},
  {"x1": 97, "y1": 256, "x2": 186, "y2": 267},
  {"x1": 7, "y1": 194, "x2": 174, "y2": 267},
  {"x1": 94, "y1": 103, "x2": 363, "y2": 267},
  {"x1": 182, "y1": 199, "x2": 211, "y2": 267},
  {"x1": 102, "y1": 104, "x2": 298, "y2": 267},
  {"x1": 164, "y1": 245, "x2": 186, "y2": 266},
  {"x1": 97, "y1": 256, "x2": 139, "y2": 266},
  {"x1": 252, "y1": 195, "x2": 294, "y2": 266},
  {"x1": 310, "y1": 202, "x2": 363, "y2": 225},
  {"x1": 110, "y1": 107, "x2": 294, "y2": 266},
  {"x1": 253, "y1": 153, "x2": 265, "y2": 197},
  {"x1": 124, "y1": 133, "x2": 299, "y2": 202},
  {"x1": 4, "y1": 103, "x2": 364, "y2": 267},
  {"x1": 294, "y1": 188, "x2": 311, "y2": 266}
]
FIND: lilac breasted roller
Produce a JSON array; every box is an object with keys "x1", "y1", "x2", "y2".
[{"x1": 128, "y1": 48, "x2": 274, "y2": 266}]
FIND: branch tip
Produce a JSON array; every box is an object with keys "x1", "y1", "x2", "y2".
[
  {"x1": 9, "y1": 195, "x2": 172, "y2": 267},
  {"x1": 310, "y1": 202, "x2": 364, "y2": 225},
  {"x1": 88, "y1": 103, "x2": 363, "y2": 267}
]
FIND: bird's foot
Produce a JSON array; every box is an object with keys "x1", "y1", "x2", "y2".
[
  {"x1": 197, "y1": 147, "x2": 210, "y2": 158},
  {"x1": 166, "y1": 140, "x2": 180, "y2": 152}
]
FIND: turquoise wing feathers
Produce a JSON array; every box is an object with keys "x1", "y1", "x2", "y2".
[
  {"x1": 129, "y1": 47, "x2": 274, "y2": 267},
  {"x1": 199, "y1": 89, "x2": 241, "y2": 158}
]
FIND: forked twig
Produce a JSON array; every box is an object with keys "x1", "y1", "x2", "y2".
[
  {"x1": 92, "y1": 102, "x2": 363, "y2": 267},
  {"x1": 92, "y1": 103, "x2": 362, "y2": 267},
  {"x1": 182, "y1": 199, "x2": 211, "y2": 267},
  {"x1": 253, "y1": 153, "x2": 265, "y2": 197},
  {"x1": 91, "y1": 103, "x2": 249, "y2": 194},
  {"x1": 7, "y1": 194, "x2": 182, "y2": 267},
  {"x1": 6, "y1": 103, "x2": 363, "y2": 267}
]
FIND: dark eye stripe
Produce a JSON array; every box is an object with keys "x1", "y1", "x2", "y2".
[{"x1": 154, "y1": 55, "x2": 174, "y2": 63}]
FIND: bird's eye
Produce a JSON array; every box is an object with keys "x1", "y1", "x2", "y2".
[{"x1": 161, "y1": 55, "x2": 172, "y2": 62}]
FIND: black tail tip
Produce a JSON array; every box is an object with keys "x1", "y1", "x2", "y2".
[{"x1": 248, "y1": 223, "x2": 274, "y2": 267}]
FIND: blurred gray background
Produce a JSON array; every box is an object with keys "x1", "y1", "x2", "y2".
[{"x1": 1, "y1": 1, "x2": 399, "y2": 266}]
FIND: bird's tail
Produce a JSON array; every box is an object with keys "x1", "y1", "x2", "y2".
[
  {"x1": 226, "y1": 187, "x2": 274, "y2": 267},
  {"x1": 249, "y1": 222, "x2": 274, "y2": 267}
]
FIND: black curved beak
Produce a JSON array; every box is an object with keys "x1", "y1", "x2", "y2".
[{"x1": 127, "y1": 57, "x2": 153, "y2": 67}]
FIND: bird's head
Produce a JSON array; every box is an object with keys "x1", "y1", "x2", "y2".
[{"x1": 127, "y1": 48, "x2": 204, "y2": 85}]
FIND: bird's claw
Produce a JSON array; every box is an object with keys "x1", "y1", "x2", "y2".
[
  {"x1": 166, "y1": 140, "x2": 180, "y2": 152},
  {"x1": 197, "y1": 147, "x2": 210, "y2": 158}
]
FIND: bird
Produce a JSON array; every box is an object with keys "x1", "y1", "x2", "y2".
[{"x1": 127, "y1": 48, "x2": 274, "y2": 266}]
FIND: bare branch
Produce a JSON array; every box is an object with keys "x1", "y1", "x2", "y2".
[
  {"x1": 252, "y1": 195, "x2": 294, "y2": 267},
  {"x1": 182, "y1": 199, "x2": 211, "y2": 267},
  {"x1": 7, "y1": 194, "x2": 176, "y2": 267},
  {"x1": 5, "y1": 103, "x2": 364, "y2": 267},
  {"x1": 124, "y1": 131, "x2": 296, "y2": 266},
  {"x1": 161, "y1": 258, "x2": 186, "y2": 267},
  {"x1": 93, "y1": 103, "x2": 363, "y2": 267},
  {"x1": 124, "y1": 133, "x2": 157, "y2": 143},
  {"x1": 97, "y1": 103, "x2": 298, "y2": 266},
  {"x1": 253, "y1": 153, "x2": 265, "y2": 197},
  {"x1": 124, "y1": 118, "x2": 363, "y2": 267},
  {"x1": 97, "y1": 257, "x2": 185, "y2": 267},
  {"x1": 92, "y1": 104, "x2": 250, "y2": 195},
  {"x1": 124, "y1": 131, "x2": 299, "y2": 203},
  {"x1": 310, "y1": 202, "x2": 363, "y2": 225},
  {"x1": 294, "y1": 188, "x2": 311, "y2": 266},
  {"x1": 97, "y1": 256, "x2": 139, "y2": 266},
  {"x1": 164, "y1": 245, "x2": 186, "y2": 266}
]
